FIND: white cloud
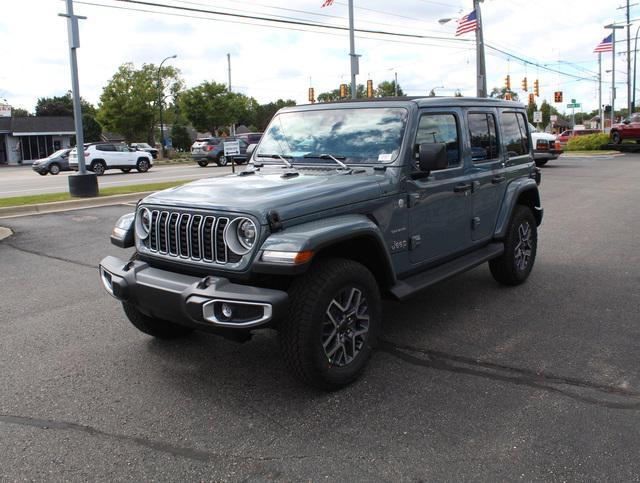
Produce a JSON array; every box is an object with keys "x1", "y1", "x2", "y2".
[{"x1": 0, "y1": 0, "x2": 632, "y2": 115}]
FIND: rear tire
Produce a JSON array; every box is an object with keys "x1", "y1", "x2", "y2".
[
  {"x1": 91, "y1": 160, "x2": 106, "y2": 176},
  {"x1": 279, "y1": 258, "x2": 381, "y2": 390},
  {"x1": 136, "y1": 158, "x2": 150, "y2": 173},
  {"x1": 122, "y1": 302, "x2": 193, "y2": 339},
  {"x1": 490, "y1": 205, "x2": 537, "y2": 286},
  {"x1": 216, "y1": 155, "x2": 228, "y2": 167},
  {"x1": 197, "y1": 159, "x2": 209, "y2": 167}
]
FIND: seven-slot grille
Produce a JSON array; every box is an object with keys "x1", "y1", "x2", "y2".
[{"x1": 143, "y1": 209, "x2": 241, "y2": 264}]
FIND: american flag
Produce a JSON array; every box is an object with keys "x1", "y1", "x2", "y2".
[
  {"x1": 455, "y1": 10, "x2": 478, "y2": 36},
  {"x1": 594, "y1": 34, "x2": 613, "y2": 53},
  {"x1": 321, "y1": 0, "x2": 334, "y2": 7}
]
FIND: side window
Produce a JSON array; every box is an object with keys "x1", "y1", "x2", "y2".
[
  {"x1": 468, "y1": 112, "x2": 499, "y2": 162},
  {"x1": 501, "y1": 112, "x2": 529, "y2": 157},
  {"x1": 115, "y1": 144, "x2": 129, "y2": 152},
  {"x1": 415, "y1": 113, "x2": 460, "y2": 167},
  {"x1": 238, "y1": 139, "x2": 248, "y2": 148},
  {"x1": 96, "y1": 144, "x2": 114, "y2": 152}
]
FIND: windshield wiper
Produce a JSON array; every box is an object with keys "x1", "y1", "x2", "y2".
[
  {"x1": 303, "y1": 153, "x2": 349, "y2": 170},
  {"x1": 255, "y1": 153, "x2": 294, "y2": 169}
]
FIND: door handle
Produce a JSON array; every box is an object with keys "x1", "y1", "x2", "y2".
[
  {"x1": 491, "y1": 175, "x2": 506, "y2": 184},
  {"x1": 453, "y1": 182, "x2": 473, "y2": 193}
]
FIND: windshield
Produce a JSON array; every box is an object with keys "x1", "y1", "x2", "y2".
[
  {"x1": 48, "y1": 149, "x2": 68, "y2": 158},
  {"x1": 256, "y1": 107, "x2": 408, "y2": 164}
]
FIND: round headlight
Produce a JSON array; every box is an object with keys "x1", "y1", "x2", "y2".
[
  {"x1": 237, "y1": 219, "x2": 257, "y2": 250},
  {"x1": 224, "y1": 217, "x2": 257, "y2": 256},
  {"x1": 135, "y1": 207, "x2": 152, "y2": 239}
]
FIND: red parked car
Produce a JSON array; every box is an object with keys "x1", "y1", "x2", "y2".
[
  {"x1": 556, "y1": 129, "x2": 600, "y2": 147},
  {"x1": 610, "y1": 114, "x2": 640, "y2": 144}
]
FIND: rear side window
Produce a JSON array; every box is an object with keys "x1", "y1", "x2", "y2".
[
  {"x1": 501, "y1": 112, "x2": 529, "y2": 157},
  {"x1": 468, "y1": 112, "x2": 499, "y2": 162},
  {"x1": 96, "y1": 144, "x2": 115, "y2": 152},
  {"x1": 415, "y1": 113, "x2": 460, "y2": 167}
]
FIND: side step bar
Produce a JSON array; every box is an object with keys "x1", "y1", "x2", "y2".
[{"x1": 389, "y1": 243, "x2": 504, "y2": 301}]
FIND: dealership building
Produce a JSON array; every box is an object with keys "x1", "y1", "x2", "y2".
[{"x1": 0, "y1": 106, "x2": 74, "y2": 165}]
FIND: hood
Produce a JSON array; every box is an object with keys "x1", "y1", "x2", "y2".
[
  {"x1": 531, "y1": 131, "x2": 556, "y2": 141},
  {"x1": 142, "y1": 168, "x2": 386, "y2": 223}
]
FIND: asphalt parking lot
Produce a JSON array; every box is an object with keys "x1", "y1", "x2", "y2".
[{"x1": 1, "y1": 154, "x2": 639, "y2": 480}]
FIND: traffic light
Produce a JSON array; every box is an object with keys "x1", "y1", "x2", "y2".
[
  {"x1": 533, "y1": 79, "x2": 540, "y2": 97},
  {"x1": 339, "y1": 83, "x2": 348, "y2": 98},
  {"x1": 505, "y1": 75, "x2": 511, "y2": 90},
  {"x1": 521, "y1": 77, "x2": 528, "y2": 92},
  {"x1": 528, "y1": 93, "x2": 535, "y2": 104},
  {"x1": 554, "y1": 91, "x2": 563, "y2": 103},
  {"x1": 366, "y1": 79, "x2": 374, "y2": 98},
  {"x1": 308, "y1": 87, "x2": 315, "y2": 103}
]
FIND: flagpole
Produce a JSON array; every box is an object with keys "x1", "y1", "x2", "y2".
[
  {"x1": 348, "y1": 0, "x2": 357, "y2": 99},
  {"x1": 474, "y1": 0, "x2": 487, "y2": 97},
  {"x1": 599, "y1": 53, "x2": 604, "y2": 132},
  {"x1": 612, "y1": 29, "x2": 617, "y2": 128}
]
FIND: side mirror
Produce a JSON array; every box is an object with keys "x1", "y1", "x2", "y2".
[
  {"x1": 418, "y1": 143, "x2": 448, "y2": 173},
  {"x1": 246, "y1": 143, "x2": 257, "y2": 157}
]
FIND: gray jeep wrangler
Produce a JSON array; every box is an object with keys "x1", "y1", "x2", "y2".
[{"x1": 100, "y1": 97, "x2": 542, "y2": 390}]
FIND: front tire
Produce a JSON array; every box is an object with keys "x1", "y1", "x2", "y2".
[
  {"x1": 122, "y1": 302, "x2": 193, "y2": 339},
  {"x1": 279, "y1": 258, "x2": 381, "y2": 390},
  {"x1": 490, "y1": 205, "x2": 537, "y2": 286},
  {"x1": 136, "y1": 158, "x2": 150, "y2": 173},
  {"x1": 612, "y1": 131, "x2": 622, "y2": 144},
  {"x1": 49, "y1": 163, "x2": 61, "y2": 175}
]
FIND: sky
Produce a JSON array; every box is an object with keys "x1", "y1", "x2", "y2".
[{"x1": 0, "y1": 0, "x2": 633, "y2": 116}]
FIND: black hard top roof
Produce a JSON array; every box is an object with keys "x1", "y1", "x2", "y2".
[{"x1": 281, "y1": 96, "x2": 525, "y2": 112}]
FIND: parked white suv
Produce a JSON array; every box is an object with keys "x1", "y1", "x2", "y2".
[{"x1": 69, "y1": 143, "x2": 153, "y2": 176}]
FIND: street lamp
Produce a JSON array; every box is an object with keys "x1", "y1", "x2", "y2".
[
  {"x1": 429, "y1": 86, "x2": 444, "y2": 96},
  {"x1": 158, "y1": 54, "x2": 177, "y2": 158},
  {"x1": 632, "y1": 24, "x2": 640, "y2": 114},
  {"x1": 605, "y1": 24, "x2": 624, "y2": 128},
  {"x1": 439, "y1": 0, "x2": 487, "y2": 98}
]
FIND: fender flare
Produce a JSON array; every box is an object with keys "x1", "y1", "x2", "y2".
[
  {"x1": 494, "y1": 178, "x2": 542, "y2": 239},
  {"x1": 253, "y1": 214, "x2": 396, "y2": 285}
]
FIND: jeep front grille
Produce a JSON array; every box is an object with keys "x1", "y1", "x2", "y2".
[{"x1": 142, "y1": 209, "x2": 242, "y2": 265}]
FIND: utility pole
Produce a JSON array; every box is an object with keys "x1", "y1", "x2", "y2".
[
  {"x1": 633, "y1": 25, "x2": 640, "y2": 113},
  {"x1": 474, "y1": 0, "x2": 487, "y2": 97},
  {"x1": 394, "y1": 71, "x2": 398, "y2": 96},
  {"x1": 59, "y1": 0, "x2": 97, "y2": 197},
  {"x1": 626, "y1": 0, "x2": 632, "y2": 114},
  {"x1": 227, "y1": 53, "x2": 235, "y2": 136},
  {"x1": 348, "y1": 0, "x2": 358, "y2": 99},
  {"x1": 607, "y1": 24, "x2": 624, "y2": 127}
]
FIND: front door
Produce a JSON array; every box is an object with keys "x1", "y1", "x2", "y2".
[
  {"x1": 408, "y1": 110, "x2": 472, "y2": 264},
  {"x1": 466, "y1": 109, "x2": 506, "y2": 241}
]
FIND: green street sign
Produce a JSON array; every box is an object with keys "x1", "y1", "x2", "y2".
[{"x1": 567, "y1": 103, "x2": 581, "y2": 108}]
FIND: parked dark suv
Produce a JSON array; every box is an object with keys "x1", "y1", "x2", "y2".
[
  {"x1": 190, "y1": 137, "x2": 249, "y2": 167},
  {"x1": 101, "y1": 97, "x2": 542, "y2": 390}
]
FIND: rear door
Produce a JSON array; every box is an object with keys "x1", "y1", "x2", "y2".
[
  {"x1": 466, "y1": 109, "x2": 505, "y2": 241},
  {"x1": 407, "y1": 109, "x2": 473, "y2": 264}
]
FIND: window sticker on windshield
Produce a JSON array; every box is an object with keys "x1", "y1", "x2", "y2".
[{"x1": 378, "y1": 153, "x2": 393, "y2": 161}]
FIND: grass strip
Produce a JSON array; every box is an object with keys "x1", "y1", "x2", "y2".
[{"x1": 0, "y1": 180, "x2": 188, "y2": 208}]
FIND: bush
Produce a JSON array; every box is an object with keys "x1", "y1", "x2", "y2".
[{"x1": 565, "y1": 133, "x2": 610, "y2": 151}]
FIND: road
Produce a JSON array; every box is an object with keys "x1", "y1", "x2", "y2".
[
  {"x1": 0, "y1": 163, "x2": 233, "y2": 197},
  {"x1": 1, "y1": 154, "x2": 639, "y2": 480}
]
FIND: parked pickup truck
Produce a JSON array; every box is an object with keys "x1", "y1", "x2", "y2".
[{"x1": 100, "y1": 97, "x2": 543, "y2": 390}]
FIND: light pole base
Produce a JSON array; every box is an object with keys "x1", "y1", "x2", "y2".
[{"x1": 68, "y1": 172, "x2": 99, "y2": 198}]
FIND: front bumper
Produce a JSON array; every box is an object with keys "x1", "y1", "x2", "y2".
[
  {"x1": 31, "y1": 164, "x2": 47, "y2": 174},
  {"x1": 99, "y1": 255, "x2": 288, "y2": 330}
]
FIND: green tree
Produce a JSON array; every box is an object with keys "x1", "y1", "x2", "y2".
[
  {"x1": 526, "y1": 100, "x2": 538, "y2": 124},
  {"x1": 11, "y1": 107, "x2": 31, "y2": 116},
  {"x1": 35, "y1": 92, "x2": 102, "y2": 141},
  {"x1": 376, "y1": 80, "x2": 404, "y2": 97},
  {"x1": 170, "y1": 122, "x2": 192, "y2": 151},
  {"x1": 97, "y1": 63, "x2": 182, "y2": 142},
  {"x1": 489, "y1": 86, "x2": 519, "y2": 102},
  {"x1": 179, "y1": 81, "x2": 243, "y2": 134},
  {"x1": 454, "y1": 90, "x2": 463, "y2": 97},
  {"x1": 255, "y1": 99, "x2": 296, "y2": 131},
  {"x1": 318, "y1": 84, "x2": 367, "y2": 102}
]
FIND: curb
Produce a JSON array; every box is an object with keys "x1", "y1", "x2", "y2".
[{"x1": 0, "y1": 192, "x2": 153, "y2": 219}]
